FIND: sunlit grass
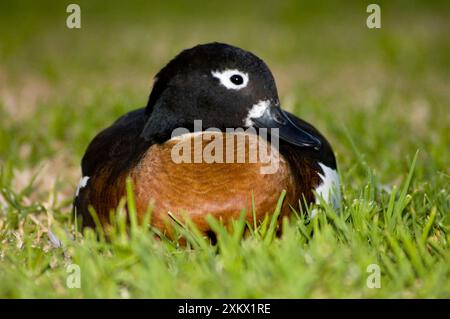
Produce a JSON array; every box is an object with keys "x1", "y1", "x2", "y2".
[{"x1": 0, "y1": 0, "x2": 449, "y2": 298}]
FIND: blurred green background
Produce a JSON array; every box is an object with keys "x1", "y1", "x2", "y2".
[{"x1": 0, "y1": 0, "x2": 449, "y2": 298}]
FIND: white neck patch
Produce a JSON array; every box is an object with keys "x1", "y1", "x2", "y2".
[{"x1": 244, "y1": 100, "x2": 270, "y2": 126}]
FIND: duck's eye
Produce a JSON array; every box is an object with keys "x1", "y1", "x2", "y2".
[
  {"x1": 211, "y1": 69, "x2": 249, "y2": 90},
  {"x1": 230, "y1": 74, "x2": 243, "y2": 85}
]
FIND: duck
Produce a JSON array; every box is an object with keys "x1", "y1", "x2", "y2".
[{"x1": 74, "y1": 42, "x2": 340, "y2": 237}]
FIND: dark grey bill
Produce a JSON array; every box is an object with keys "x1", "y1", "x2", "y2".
[{"x1": 252, "y1": 107, "x2": 321, "y2": 149}]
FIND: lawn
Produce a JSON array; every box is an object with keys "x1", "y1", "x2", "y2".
[{"x1": 0, "y1": 0, "x2": 449, "y2": 298}]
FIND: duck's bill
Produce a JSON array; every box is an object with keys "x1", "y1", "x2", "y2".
[{"x1": 252, "y1": 107, "x2": 321, "y2": 149}]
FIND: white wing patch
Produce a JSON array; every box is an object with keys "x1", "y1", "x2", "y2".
[
  {"x1": 311, "y1": 163, "x2": 341, "y2": 217},
  {"x1": 244, "y1": 100, "x2": 270, "y2": 126},
  {"x1": 75, "y1": 176, "x2": 90, "y2": 197}
]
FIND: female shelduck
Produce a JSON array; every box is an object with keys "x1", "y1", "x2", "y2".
[{"x1": 74, "y1": 42, "x2": 340, "y2": 236}]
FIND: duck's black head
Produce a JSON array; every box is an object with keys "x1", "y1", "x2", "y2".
[{"x1": 142, "y1": 42, "x2": 321, "y2": 149}]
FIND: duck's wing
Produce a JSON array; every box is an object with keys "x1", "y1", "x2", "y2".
[
  {"x1": 80, "y1": 108, "x2": 147, "y2": 176},
  {"x1": 74, "y1": 108, "x2": 150, "y2": 227},
  {"x1": 281, "y1": 111, "x2": 340, "y2": 211}
]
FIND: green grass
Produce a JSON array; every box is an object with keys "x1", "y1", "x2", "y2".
[{"x1": 0, "y1": 0, "x2": 449, "y2": 298}]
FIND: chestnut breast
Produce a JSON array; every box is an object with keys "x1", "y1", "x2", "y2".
[{"x1": 130, "y1": 131, "x2": 297, "y2": 233}]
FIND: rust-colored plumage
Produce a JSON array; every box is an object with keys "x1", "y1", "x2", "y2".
[{"x1": 76, "y1": 131, "x2": 321, "y2": 237}]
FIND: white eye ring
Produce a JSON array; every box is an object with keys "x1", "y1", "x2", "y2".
[{"x1": 211, "y1": 69, "x2": 249, "y2": 90}]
